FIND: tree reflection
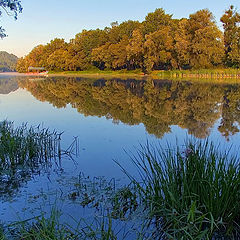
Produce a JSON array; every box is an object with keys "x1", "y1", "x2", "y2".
[{"x1": 19, "y1": 77, "x2": 240, "y2": 140}]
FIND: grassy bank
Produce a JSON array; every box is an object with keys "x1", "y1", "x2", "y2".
[
  {"x1": 48, "y1": 68, "x2": 240, "y2": 80},
  {"x1": 48, "y1": 69, "x2": 145, "y2": 78}
]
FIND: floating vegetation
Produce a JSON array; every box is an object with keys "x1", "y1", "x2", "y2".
[
  {"x1": 65, "y1": 173, "x2": 119, "y2": 211},
  {"x1": 64, "y1": 173, "x2": 139, "y2": 222}
]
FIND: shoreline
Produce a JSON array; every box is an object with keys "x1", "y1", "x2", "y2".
[
  {"x1": 49, "y1": 69, "x2": 240, "y2": 79},
  {"x1": 0, "y1": 72, "x2": 29, "y2": 76},
  {"x1": 2, "y1": 70, "x2": 240, "y2": 83}
]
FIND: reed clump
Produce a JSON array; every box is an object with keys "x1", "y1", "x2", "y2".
[
  {"x1": 0, "y1": 120, "x2": 67, "y2": 199},
  {"x1": 0, "y1": 120, "x2": 62, "y2": 168},
  {"x1": 125, "y1": 141, "x2": 240, "y2": 239}
]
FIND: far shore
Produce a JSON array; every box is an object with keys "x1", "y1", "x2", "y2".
[{"x1": 0, "y1": 72, "x2": 28, "y2": 76}]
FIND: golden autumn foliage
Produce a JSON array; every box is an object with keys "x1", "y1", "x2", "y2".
[{"x1": 16, "y1": 7, "x2": 240, "y2": 73}]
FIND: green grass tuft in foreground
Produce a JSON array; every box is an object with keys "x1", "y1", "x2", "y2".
[{"x1": 121, "y1": 140, "x2": 240, "y2": 239}]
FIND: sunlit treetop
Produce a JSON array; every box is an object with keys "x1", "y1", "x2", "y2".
[{"x1": 0, "y1": 0, "x2": 22, "y2": 38}]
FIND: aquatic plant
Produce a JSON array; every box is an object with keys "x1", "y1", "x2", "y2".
[
  {"x1": 11, "y1": 208, "x2": 75, "y2": 240},
  {"x1": 0, "y1": 120, "x2": 62, "y2": 166},
  {"x1": 120, "y1": 140, "x2": 240, "y2": 239},
  {"x1": 0, "y1": 120, "x2": 77, "y2": 199},
  {"x1": 4, "y1": 208, "x2": 122, "y2": 240}
]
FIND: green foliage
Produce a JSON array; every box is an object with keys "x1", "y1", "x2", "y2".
[
  {"x1": 3, "y1": 208, "x2": 120, "y2": 240},
  {"x1": 187, "y1": 9, "x2": 224, "y2": 69},
  {"x1": 143, "y1": 8, "x2": 173, "y2": 34},
  {"x1": 124, "y1": 141, "x2": 240, "y2": 239},
  {"x1": 15, "y1": 209, "x2": 72, "y2": 240},
  {"x1": 144, "y1": 26, "x2": 175, "y2": 72}
]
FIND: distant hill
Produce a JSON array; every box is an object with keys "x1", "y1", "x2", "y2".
[{"x1": 0, "y1": 51, "x2": 18, "y2": 72}]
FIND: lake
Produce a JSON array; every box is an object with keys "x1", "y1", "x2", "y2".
[{"x1": 1, "y1": 74, "x2": 240, "y2": 237}]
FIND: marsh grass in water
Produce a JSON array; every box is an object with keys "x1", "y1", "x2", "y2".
[
  {"x1": 118, "y1": 140, "x2": 240, "y2": 239},
  {"x1": 1, "y1": 209, "x2": 121, "y2": 240},
  {"x1": 4, "y1": 208, "x2": 75, "y2": 240},
  {"x1": 0, "y1": 120, "x2": 78, "y2": 199},
  {"x1": 14, "y1": 140, "x2": 240, "y2": 239},
  {"x1": 2, "y1": 131, "x2": 240, "y2": 239},
  {"x1": 0, "y1": 120, "x2": 62, "y2": 166}
]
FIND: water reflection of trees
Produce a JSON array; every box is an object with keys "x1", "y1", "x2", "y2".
[{"x1": 19, "y1": 77, "x2": 240, "y2": 140}]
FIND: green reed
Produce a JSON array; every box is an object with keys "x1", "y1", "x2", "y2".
[
  {"x1": 10, "y1": 208, "x2": 75, "y2": 240},
  {"x1": 0, "y1": 120, "x2": 62, "y2": 169},
  {"x1": 3, "y1": 209, "x2": 119, "y2": 240},
  {"x1": 120, "y1": 140, "x2": 240, "y2": 239}
]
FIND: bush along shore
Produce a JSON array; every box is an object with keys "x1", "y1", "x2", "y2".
[{"x1": 0, "y1": 122, "x2": 240, "y2": 239}]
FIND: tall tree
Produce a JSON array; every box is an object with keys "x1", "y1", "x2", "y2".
[
  {"x1": 144, "y1": 26, "x2": 175, "y2": 72},
  {"x1": 174, "y1": 18, "x2": 190, "y2": 69},
  {"x1": 126, "y1": 29, "x2": 145, "y2": 70},
  {"x1": 107, "y1": 20, "x2": 141, "y2": 43},
  {"x1": 143, "y1": 8, "x2": 173, "y2": 34},
  {"x1": 187, "y1": 9, "x2": 224, "y2": 68},
  {"x1": 71, "y1": 29, "x2": 108, "y2": 69},
  {"x1": 221, "y1": 6, "x2": 240, "y2": 67},
  {"x1": 92, "y1": 35, "x2": 129, "y2": 70}
]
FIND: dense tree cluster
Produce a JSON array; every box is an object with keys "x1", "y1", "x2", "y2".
[
  {"x1": 16, "y1": 6, "x2": 240, "y2": 73},
  {"x1": 19, "y1": 77, "x2": 240, "y2": 140}
]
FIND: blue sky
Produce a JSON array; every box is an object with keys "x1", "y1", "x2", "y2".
[{"x1": 1, "y1": 0, "x2": 240, "y2": 57}]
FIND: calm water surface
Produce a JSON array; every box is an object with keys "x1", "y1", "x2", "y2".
[{"x1": 1, "y1": 74, "x2": 240, "y2": 233}]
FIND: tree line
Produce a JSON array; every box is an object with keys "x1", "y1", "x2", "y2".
[{"x1": 17, "y1": 6, "x2": 240, "y2": 73}]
